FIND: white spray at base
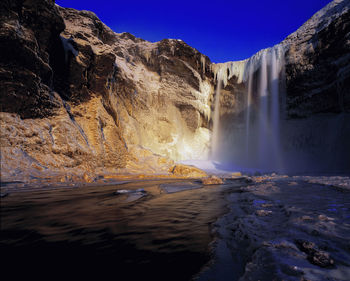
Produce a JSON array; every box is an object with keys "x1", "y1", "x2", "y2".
[{"x1": 211, "y1": 44, "x2": 286, "y2": 172}]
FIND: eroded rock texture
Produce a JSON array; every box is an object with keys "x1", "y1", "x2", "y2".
[
  {"x1": 209, "y1": 0, "x2": 350, "y2": 173},
  {"x1": 0, "y1": 0, "x2": 64, "y2": 118},
  {"x1": 280, "y1": 0, "x2": 350, "y2": 172},
  {"x1": 0, "y1": 0, "x2": 213, "y2": 183},
  {"x1": 283, "y1": 0, "x2": 350, "y2": 117}
]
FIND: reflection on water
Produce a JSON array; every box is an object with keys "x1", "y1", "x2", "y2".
[{"x1": 0, "y1": 179, "x2": 238, "y2": 280}]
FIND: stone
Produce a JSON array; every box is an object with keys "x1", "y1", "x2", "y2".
[
  {"x1": 0, "y1": 0, "x2": 65, "y2": 118},
  {"x1": 0, "y1": 0, "x2": 216, "y2": 185},
  {"x1": 169, "y1": 164, "x2": 207, "y2": 178},
  {"x1": 295, "y1": 239, "x2": 334, "y2": 268},
  {"x1": 201, "y1": 176, "x2": 224, "y2": 185},
  {"x1": 283, "y1": 0, "x2": 350, "y2": 116},
  {"x1": 0, "y1": 192, "x2": 9, "y2": 198},
  {"x1": 256, "y1": 210, "x2": 273, "y2": 216}
]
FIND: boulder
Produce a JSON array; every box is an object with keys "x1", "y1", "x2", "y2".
[
  {"x1": 202, "y1": 175, "x2": 224, "y2": 185},
  {"x1": 169, "y1": 164, "x2": 207, "y2": 178}
]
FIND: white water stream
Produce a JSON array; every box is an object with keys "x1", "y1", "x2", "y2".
[{"x1": 211, "y1": 45, "x2": 285, "y2": 172}]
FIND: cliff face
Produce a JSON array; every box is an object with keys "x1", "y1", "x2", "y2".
[
  {"x1": 209, "y1": 0, "x2": 350, "y2": 173},
  {"x1": 212, "y1": 0, "x2": 350, "y2": 119},
  {"x1": 0, "y1": 0, "x2": 64, "y2": 118},
  {"x1": 283, "y1": 0, "x2": 350, "y2": 117},
  {"x1": 1, "y1": 0, "x2": 349, "y2": 183},
  {"x1": 0, "y1": 0, "x2": 214, "y2": 183},
  {"x1": 280, "y1": 0, "x2": 350, "y2": 172}
]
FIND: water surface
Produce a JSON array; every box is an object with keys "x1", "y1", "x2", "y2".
[{"x1": 1, "y1": 179, "x2": 238, "y2": 280}]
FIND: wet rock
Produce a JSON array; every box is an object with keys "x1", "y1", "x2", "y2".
[
  {"x1": 300, "y1": 215, "x2": 313, "y2": 222},
  {"x1": 311, "y1": 250, "x2": 334, "y2": 268},
  {"x1": 113, "y1": 188, "x2": 147, "y2": 202},
  {"x1": 201, "y1": 175, "x2": 223, "y2": 185},
  {"x1": 83, "y1": 173, "x2": 95, "y2": 183},
  {"x1": 0, "y1": 192, "x2": 9, "y2": 198},
  {"x1": 256, "y1": 210, "x2": 273, "y2": 216},
  {"x1": 169, "y1": 164, "x2": 207, "y2": 178},
  {"x1": 295, "y1": 239, "x2": 334, "y2": 268},
  {"x1": 318, "y1": 214, "x2": 334, "y2": 221},
  {"x1": 114, "y1": 188, "x2": 145, "y2": 195},
  {"x1": 231, "y1": 172, "x2": 242, "y2": 177},
  {"x1": 288, "y1": 182, "x2": 298, "y2": 186},
  {"x1": 261, "y1": 203, "x2": 274, "y2": 208}
]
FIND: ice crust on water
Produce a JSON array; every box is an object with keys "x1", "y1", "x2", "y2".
[{"x1": 114, "y1": 188, "x2": 146, "y2": 194}]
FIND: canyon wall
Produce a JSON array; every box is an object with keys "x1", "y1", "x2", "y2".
[
  {"x1": 1, "y1": 0, "x2": 349, "y2": 183},
  {"x1": 0, "y1": 0, "x2": 214, "y2": 182},
  {"x1": 280, "y1": 0, "x2": 350, "y2": 173},
  {"x1": 213, "y1": 0, "x2": 350, "y2": 173}
]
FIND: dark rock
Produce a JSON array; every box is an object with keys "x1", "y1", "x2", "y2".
[
  {"x1": 0, "y1": 0, "x2": 65, "y2": 118},
  {"x1": 0, "y1": 192, "x2": 9, "y2": 198},
  {"x1": 177, "y1": 104, "x2": 201, "y2": 131},
  {"x1": 283, "y1": 1, "x2": 350, "y2": 116},
  {"x1": 201, "y1": 175, "x2": 224, "y2": 185},
  {"x1": 295, "y1": 239, "x2": 334, "y2": 267}
]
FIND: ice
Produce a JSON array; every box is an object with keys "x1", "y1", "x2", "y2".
[{"x1": 114, "y1": 188, "x2": 147, "y2": 202}]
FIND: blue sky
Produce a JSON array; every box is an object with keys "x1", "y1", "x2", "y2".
[{"x1": 56, "y1": 0, "x2": 331, "y2": 62}]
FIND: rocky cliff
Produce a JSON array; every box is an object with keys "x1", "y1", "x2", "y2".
[
  {"x1": 210, "y1": 0, "x2": 350, "y2": 173},
  {"x1": 0, "y1": 0, "x2": 214, "y2": 184},
  {"x1": 211, "y1": 0, "x2": 350, "y2": 118},
  {"x1": 1, "y1": 0, "x2": 349, "y2": 184},
  {"x1": 283, "y1": 0, "x2": 350, "y2": 117},
  {"x1": 281, "y1": 0, "x2": 350, "y2": 172}
]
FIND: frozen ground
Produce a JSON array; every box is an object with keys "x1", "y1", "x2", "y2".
[{"x1": 198, "y1": 174, "x2": 350, "y2": 281}]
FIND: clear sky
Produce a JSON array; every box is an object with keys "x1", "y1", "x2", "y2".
[{"x1": 56, "y1": 0, "x2": 332, "y2": 63}]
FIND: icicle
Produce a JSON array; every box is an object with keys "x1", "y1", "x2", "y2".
[
  {"x1": 144, "y1": 50, "x2": 151, "y2": 63},
  {"x1": 200, "y1": 55, "x2": 206, "y2": 75}
]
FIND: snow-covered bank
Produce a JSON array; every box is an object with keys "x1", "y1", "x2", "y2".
[{"x1": 198, "y1": 175, "x2": 350, "y2": 281}]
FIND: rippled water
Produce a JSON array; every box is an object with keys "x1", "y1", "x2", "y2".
[
  {"x1": 2, "y1": 176, "x2": 349, "y2": 280},
  {"x1": 0, "y1": 179, "x2": 241, "y2": 280}
]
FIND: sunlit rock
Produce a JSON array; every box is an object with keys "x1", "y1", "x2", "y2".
[
  {"x1": 169, "y1": 164, "x2": 208, "y2": 178},
  {"x1": 201, "y1": 175, "x2": 223, "y2": 185}
]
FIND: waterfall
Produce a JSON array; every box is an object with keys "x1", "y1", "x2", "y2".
[
  {"x1": 211, "y1": 44, "x2": 285, "y2": 172},
  {"x1": 211, "y1": 76, "x2": 222, "y2": 157}
]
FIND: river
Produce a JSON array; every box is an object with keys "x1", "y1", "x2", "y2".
[
  {"x1": 1, "y1": 179, "x2": 244, "y2": 280},
  {"x1": 1, "y1": 176, "x2": 350, "y2": 280}
]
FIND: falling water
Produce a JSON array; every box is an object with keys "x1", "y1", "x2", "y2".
[
  {"x1": 211, "y1": 45, "x2": 285, "y2": 172},
  {"x1": 212, "y1": 73, "x2": 222, "y2": 157}
]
